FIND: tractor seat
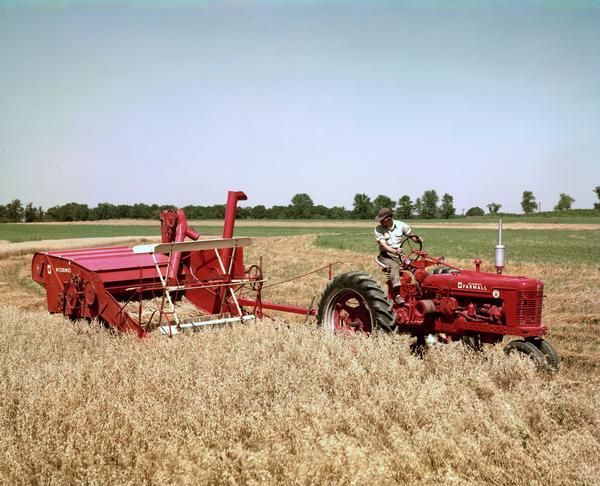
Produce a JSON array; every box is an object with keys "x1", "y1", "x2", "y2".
[{"x1": 374, "y1": 255, "x2": 389, "y2": 273}]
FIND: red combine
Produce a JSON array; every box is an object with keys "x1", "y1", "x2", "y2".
[
  {"x1": 31, "y1": 191, "x2": 312, "y2": 337},
  {"x1": 32, "y1": 191, "x2": 558, "y2": 370}
]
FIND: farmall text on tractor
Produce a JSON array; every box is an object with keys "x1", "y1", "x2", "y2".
[{"x1": 32, "y1": 191, "x2": 559, "y2": 371}]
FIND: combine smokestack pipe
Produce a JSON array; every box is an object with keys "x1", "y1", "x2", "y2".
[
  {"x1": 167, "y1": 209, "x2": 200, "y2": 283},
  {"x1": 495, "y1": 219, "x2": 505, "y2": 274},
  {"x1": 222, "y1": 191, "x2": 248, "y2": 271}
]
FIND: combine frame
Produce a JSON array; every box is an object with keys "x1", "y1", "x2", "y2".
[{"x1": 32, "y1": 191, "x2": 317, "y2": 337}]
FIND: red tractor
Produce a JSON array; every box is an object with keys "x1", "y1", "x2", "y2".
[{"x1": 316, "y1": 229, "x2": 559, "y2": 371}]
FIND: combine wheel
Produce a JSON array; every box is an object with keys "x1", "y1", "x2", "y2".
[
  {"x1": 246, "y1": 265, "x2": 263, "y2": 292},
  {"x1": 527, "y1": 338, "x2": 560, "y2": 372},
  {"x1": 65, "y1": 286, "x2": 79, "y2": 315},
  {"x1": 84, "y1": 281, "x2": 97, "y2": 306},
  {"x1": 504, "y1": 339, "x2": 548, "y2": 371},
  {"x1": 317, "y1": 272, "x2": 394, "y2": 334}
]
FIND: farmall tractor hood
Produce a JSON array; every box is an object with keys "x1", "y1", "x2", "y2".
[{"x1": 423, "y1": 270, "x2": 544, "y2": 299}]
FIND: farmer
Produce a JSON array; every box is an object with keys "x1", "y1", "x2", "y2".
[{"x1": 374, "y1": 207, "x2": 419, "y2": 305}]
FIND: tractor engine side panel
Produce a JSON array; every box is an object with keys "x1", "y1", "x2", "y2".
[{"x1": 420, "y1": 270, "x2": 545, "y2": 329}]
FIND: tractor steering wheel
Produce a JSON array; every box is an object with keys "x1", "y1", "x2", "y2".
[{"x1": 400, "y1": 235, "x2": 423, "y2": 263}]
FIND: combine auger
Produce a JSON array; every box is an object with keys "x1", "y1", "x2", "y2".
[{"x1": 32, "y1": 191, "x2": 558, "y2": 371}]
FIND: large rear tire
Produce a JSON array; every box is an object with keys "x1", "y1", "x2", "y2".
[{"x1": 317, "y1": 272, "x2": 394, "y2": 334}]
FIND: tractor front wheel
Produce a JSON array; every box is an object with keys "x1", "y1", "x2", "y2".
[
  {"x1": 504, "y1": 339, "x2": 549, "y2": 371},
  {"x1": 527, "y1": 337, "x2": 560, "y2": 372},
  {"x1": 317, "y1": 272, "x2": 394, "y2": 334}
]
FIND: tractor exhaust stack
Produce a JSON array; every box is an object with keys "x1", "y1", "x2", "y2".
[{"x1": 495, "y1": 219, "x2": 505, "y2": 274}]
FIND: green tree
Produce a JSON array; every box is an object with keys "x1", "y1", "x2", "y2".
[
  {"x1": 414, "y1": 197, "x2": 422, "y2": 218},
  {"x1": 554, "y1": 193, "x2": 575, "y2": 211},
  {"x1": 396, "y1": 195, "x2": 413, "y2": 219},
  {"x1": 311, "y1": 205, "x2": 330, "y2": 218},
  {"x1": 24, "y1": 202, "x2": 38, "y2": 222},
  {"x1": 115, "y1": 205, "x2": 131, "y2": 219},
  {"x1": 250, "y1": 205, "x2": 267, "y2": 219},
  {"x1": 594, "y1": 186, "x2": 600, "y2": 209},
  {"x1": 440, "y1": 193, "x2": 455, "y2": 219},
  {"x1": 352, "y1": 193, "x2": 374, "y2": 219},
  {"x1": 466, "y1": 206, "x2": 485, "y2": 217},
  {"x1": 235, "y1": 207, "x2": 251, "y2": 219},
  {"x1": 268, "y1": 205, "x2": 290, "y2": 219},
  {"x1": 420, "y1": 190, "x2": 439, "y2": 219},
  {"x1": 329, "y1": 206, "x2": 350, "y2": 219},
  {"x1": 6, "y1": 199, "x2": 23, "y2": 222},
  {"x1": 131, "y1": 203, "x2": 153, "y2": 219},
  {"x1": 487, "y1": 202, "x2": 502, "y2": 214},
  {"x1": 521, "y1": 191, "x2": 537, "y2": 214},
  {"x1": 95, "y1": 202, "x2": 116, "y2": 220},
  {"x1": 373, "y1": 194, "x2": 396, "y2": 211},
  {"x1": 46, "y1": 202, "x2": 90, "y2": 221},
  {"x1": 290, "y1": 193, "x2": 314, "y2": 219}
]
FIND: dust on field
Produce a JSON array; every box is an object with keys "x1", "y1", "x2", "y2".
[{"x1": 0, "y1": 235, "x2": 599, "y2": 484}]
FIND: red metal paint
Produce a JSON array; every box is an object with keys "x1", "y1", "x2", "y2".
[
  {"x1": 237, "y1": 297, "x2": 316, "y2": 316},
  {"x1": 221, "y1": 191, "x2": 247, "y2": 271}
]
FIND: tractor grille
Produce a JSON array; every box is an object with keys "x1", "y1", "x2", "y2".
[{"x1": 516, "y1": 291, "x2": 543, "y2": 326}]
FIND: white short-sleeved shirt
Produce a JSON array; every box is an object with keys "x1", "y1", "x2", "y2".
[{"x1": 374, "y1": 220, "x2": 412, "y2": 250}]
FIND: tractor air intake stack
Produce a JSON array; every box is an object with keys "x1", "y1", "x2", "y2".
[{"x1": 495, "y1": 219, "x2": 505, "y2": 274}]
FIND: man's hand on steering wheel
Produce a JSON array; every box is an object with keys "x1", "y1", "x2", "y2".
[{"x1": 401, "y1": 234, "x2": 423, "y2": 255}]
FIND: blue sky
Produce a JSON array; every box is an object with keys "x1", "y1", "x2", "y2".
[{"x1": 1, "y1": 0, "x2": 599, "y2": 212}]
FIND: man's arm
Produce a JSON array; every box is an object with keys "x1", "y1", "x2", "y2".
[
  {"x1": 401, "y1": 223, "x2": 424, "y2": 243},
  {"x1": 379, "y1": 240, "x2": 403, "y2": 255}
]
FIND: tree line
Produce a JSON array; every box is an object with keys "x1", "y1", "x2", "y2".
[
  {"x1": 1, "y1": 187, "x2": 599, "y2": 223},
  {"x1": 465, "y1": 188, "x2": 598, "y2": 216}
]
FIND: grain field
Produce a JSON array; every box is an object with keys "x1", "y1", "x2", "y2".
[{"x1": 0, "y1": 235, "x2": 598, "y2": 485}]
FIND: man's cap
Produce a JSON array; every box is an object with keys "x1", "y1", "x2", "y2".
[{"x1": 375, "y1": 207, "x2": 393, "y2": 222}]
